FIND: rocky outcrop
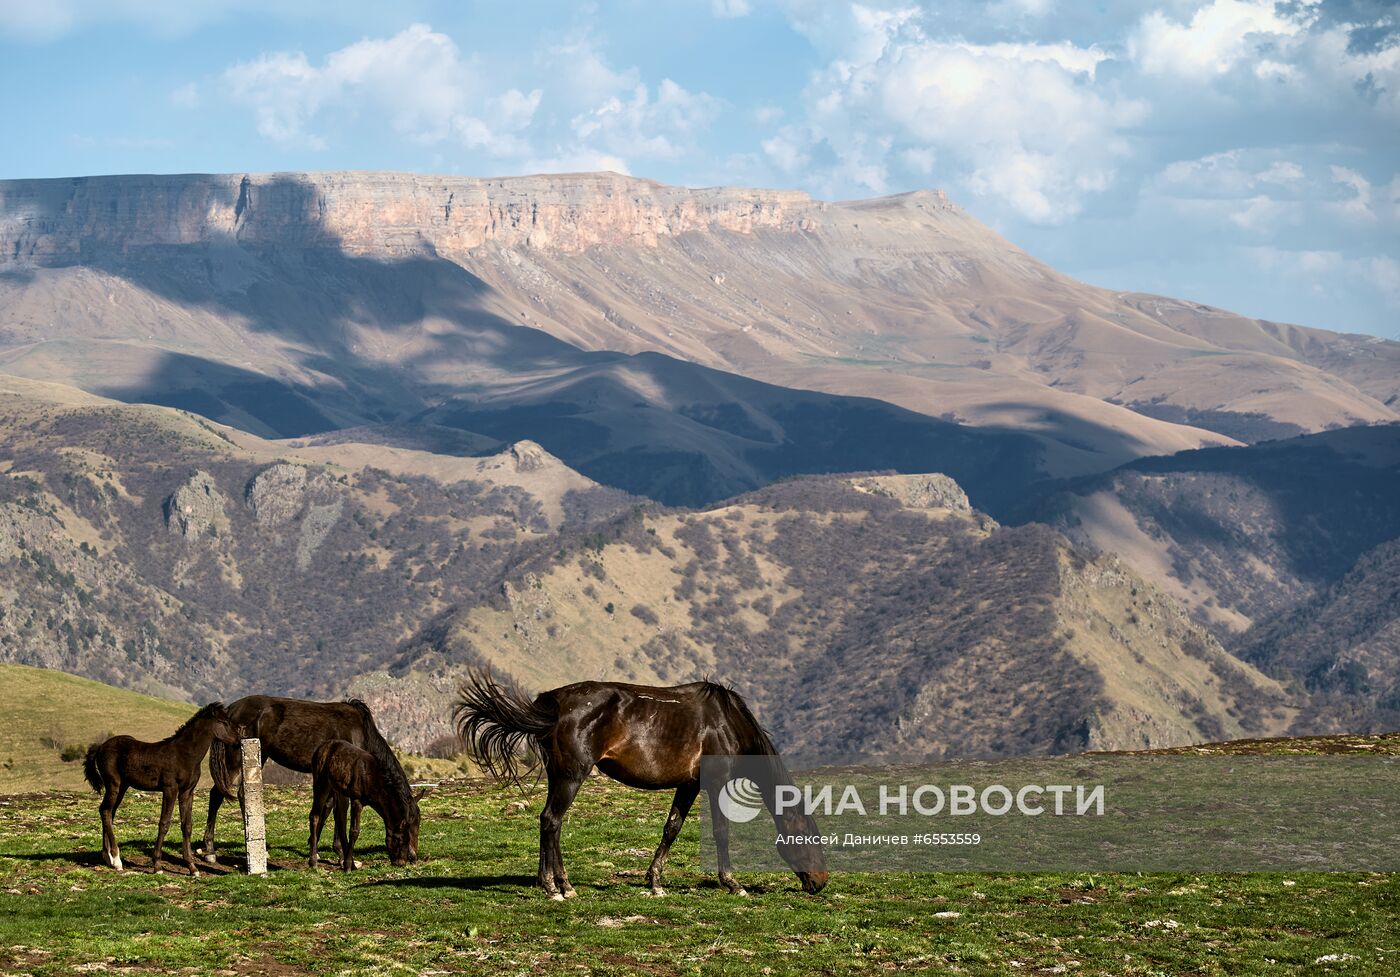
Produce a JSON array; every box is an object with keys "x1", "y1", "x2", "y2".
[
  {"x1": 164, "y1": 471, "x2": 227, "y2": 540},
  {"x1": 509, "y1": 440, "x2": 549, "y2": 473},
  {"x1": 246, "y1": 463, "x2": 310, "y2": 526},
  {"x1": 245, "y1": 463, "x2": 344, "y2": 569},
  {"x1": 0, "y1": 171, "x2": 822, "y2": 262},
  {"x1": 850, "y1": 473, "x2": 973, "y2": 513}
]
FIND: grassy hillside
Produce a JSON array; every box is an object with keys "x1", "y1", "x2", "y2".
[{"x1": 0, "y1": 664, "x2": 194, "y2": 792}]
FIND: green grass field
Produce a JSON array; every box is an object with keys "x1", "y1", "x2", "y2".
[{"x1": 1, "y1": 775, "x2": 1396, "y2": 976}]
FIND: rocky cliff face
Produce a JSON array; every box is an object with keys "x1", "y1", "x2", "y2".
[{"x1": 0, "y1": 171, "x2": 825, "y2": 262}]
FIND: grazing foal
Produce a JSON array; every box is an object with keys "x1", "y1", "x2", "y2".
[
  {"x1": 308, "y1": 739, "x2": 421, "y2": 871},
  {"x1": 202, "y1": 696, "x2": 402, "y2": 865},
  {"x1": 83, "y1": 703, "x2": 242, "y2": 876}
]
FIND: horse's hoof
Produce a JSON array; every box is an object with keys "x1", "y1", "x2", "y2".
[
  {"x1": 353, "y1": 860, "x2": 363, "y2": 870},
  {"x1": 562, "y1": 886, "x2": 577, "y2": 899},
  {"x1": 190, "y1": 869, "x2": 202, "y2": 879},
  {"x1": 734, "y1": 888, "x2": 749, "y2": 897},
  {"x1": 548, "y1": 892, "x2": 566, "y2": 902},
  {"x1": 643, "y1": 887, "x2": 666, "y2": 898},
  {"x1": 201, "y1": 852, "x2": 218, "y2": 865}
]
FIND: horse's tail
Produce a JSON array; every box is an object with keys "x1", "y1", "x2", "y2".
[
  {"x1": 82, "y1": 742, "x2": 104, "y2": 793},
  {"x1": 209, "y1": 739, "x2": 242, "y2": 800},
  {"x1": 452, "y1": 669, "x2": 558, "y2": 786}
]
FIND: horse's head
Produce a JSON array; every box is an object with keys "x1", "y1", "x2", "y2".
[
  {"x1": 387, "y1": 788, "x2": 427, "y2": 866},
  {"x1": 202, "y1": 704, "x2": 244, "y2": 747},
  {"x1": 774, "y1": 806, "x2": 830, "y2": 894}
]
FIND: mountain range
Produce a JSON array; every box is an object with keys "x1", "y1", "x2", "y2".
[{"x1": 1, "y1": 170, "x2": 1397, "y2": 755}]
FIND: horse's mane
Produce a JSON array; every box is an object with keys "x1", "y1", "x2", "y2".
[
  {"x1": 699, "y1": 682, "x2": 779, "y2": 756},
  {"x1": 167, "y1": 701, "x2": 227, "y2": 741},
  {"x1": 346, "y1": 699, "x2": 415, "y2": 814}
]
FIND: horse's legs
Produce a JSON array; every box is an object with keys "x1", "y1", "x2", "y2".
[
  {"x1": 178, "y1": 789, "x2": 199, "y2": 877},
  {"x1": 308, "y1": 783, "x2": 332, "y2": 868},
  {"x1": 152, "y1": 788, "x2": 177, "y2": 874},
  {"x1": 334, "y1": 795, "x2": 355, "y2": 872},
  {"x1": 348, "y1": 800, "x2": 362, "y2": 854},
  {"x1": 645, "y1": 782, "x2": 700, "y2": 897},
  {"x1": 200, "y1": 788, "x2": 225, "y2": 864},
  {"x1": 707, "y1": 788, "x2": 747, "y2": 896},
  {"x1": 99, "y1": 779, "x2": 123, "y2": 870},
  {"x1": 538, "y1": 774, "x2": 583, "y2": 900}
]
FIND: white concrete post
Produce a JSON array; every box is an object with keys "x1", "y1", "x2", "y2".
[{"x1": 240, "y1": 737, "x2": 268, "y2": 876}]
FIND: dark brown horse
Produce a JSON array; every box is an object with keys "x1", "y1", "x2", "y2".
[
  {"x1": 83, "y1": 703, "x2": 243, "y2": 876},
  {"x1": 454, "y1": 672, "x2": 829, "y2": 899},
  {"x1": 308, "y1": 740, "x2": 422, "y2": 870},
  {"x1": 201, "y1": 696, "x2": 416, "y2": 866}
]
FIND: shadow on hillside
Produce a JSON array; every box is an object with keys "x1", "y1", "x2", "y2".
[{"x1": 5, "y1": 172, "x2": 1154, "y2": 516}]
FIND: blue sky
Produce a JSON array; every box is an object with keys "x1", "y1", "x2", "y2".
[{"x1": 2, "y1": 0, "x2": 1397, "y2": 338}]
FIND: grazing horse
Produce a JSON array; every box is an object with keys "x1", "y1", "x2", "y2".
[
  {"x1": 308, "y1": 740, "x2": 422, "y2": 870},
  {"x1": 454, "y1": 671, "x2": 829, "y2": 899},
  {"x1": 201, "y1": 696, "x2": 415, "y2": 865},
  {"x1": 83, "y1": 703, "x2": 243, "y2": 876}
]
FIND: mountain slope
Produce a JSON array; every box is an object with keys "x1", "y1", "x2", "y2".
[
  {"x1": 0, "y1": 374, "x2": 633, "y2": 704},
  {"x1": 1238, "y1": 537, "x2": 1400, "y2": 734},
  {"x1": 0, "y1": 374, "x2": 1305, "y2": 756},
  {"x1": 373, "y1": 473, "x2": 1294, "y2": 755},
  {"x1": 4, "y1": 171, "x2": 1397, "y2": 502},
  {"x1": 1027, "y1": 425, "x2": 1400, "y2": 635}
]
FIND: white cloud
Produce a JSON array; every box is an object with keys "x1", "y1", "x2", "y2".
[
  {"x1": 222, "y1": 24, "x2": 537, "y2": 154},
  {"x1": 542, "y1": 36, "x2": 641, "y2": 109},
  {"x1": 520, "y1": 150, "x2": 632, "y2": 176},
  {"x1": 762, "y1": 128, "x2": 810, "y2": 172},
  {"x1": 169, "y1": 82, "x2": 199, "y2": 109},
  {"x1": 779, "y1": 8, "x2": 1143, "y2": 221},
  {"x1": 1256, "y1": 161, "x2": 1303, "y2": 185},
  {"x1": 1328, "y1": 165, "x2": 1376, "y2": 222},
  {"x1": 572, "y1": 79, "x2": 720, "y2": 160},
  {"x1": 712, "y1": 0, "x2": 752, "y2": 17},
  {"x1": 1245, "y1": 246, "x2": 1400, "y2": 308},
  {"x1": 1133, "y1": 0, "x2": 1306, "y2": 79},
  {"x1": 1368, "y1": 256, "x2": 1400, "y2": 303},
  {"x1": 1227, "y1": 194, "x2": 1292, "y2": 230},
  {"x1": 1159, "y1": 150, "x2": 1307, "y2": 197},
  {"x1": 752, "y1": 104, "x2": 785, "y2": 125}
]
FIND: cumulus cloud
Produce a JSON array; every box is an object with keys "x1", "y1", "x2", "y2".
[
  {"x1": 222, "y1": 24, "x2": 542, "y2": 152},
  {"x1": 767, "y1": 6, "x2": 1143, "y2": 221},
  {"x1": 1133, "y1": 0, "x2": 1306, "y2": 78},
  {"x1": 218, "y1": 24, "x2": 721, "y2": 174},
  {"x1": 571, "y1": 79, "x2": 720, "y2": 160}
]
